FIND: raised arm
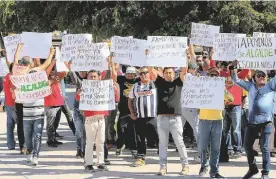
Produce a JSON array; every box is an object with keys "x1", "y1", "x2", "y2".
[
  {"x1": 69, "y1": 71, "x2": 82, "y2": 89},
  {"x1": 1, "y1": 49, "x2": 12, "y2": 68},
  {"x1": 230, "y1": 63, "x2": 251, "y2": 91},
  {"x1": 188, "y1": 43, "x2": 196, "y2": 60},
  {"x1": 37, "y1": 47, "x2": 55, "y2": 71},
  {"x1": 46, "y1": 59, "x2": 56, "y2": 77},
  {"x1": 14, "y1": 43, "x2": 24, "y2": 65},
  {"x1": 108, "y1": 56, "x2": 117, "y2": 82},
  {"x1": 148, "y1": 67, "x2": 158, "y2": 81}
]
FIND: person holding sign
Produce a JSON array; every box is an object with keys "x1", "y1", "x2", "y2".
[
  {"x1": 128, "y1": 67, "x2": 158, "y2": 167},
  {"x1": 149, "y1": 66, "x2": 189, "y2": 176},
  {"x1": 230, "y1": 60, "x2": 276, "y2": 179}
]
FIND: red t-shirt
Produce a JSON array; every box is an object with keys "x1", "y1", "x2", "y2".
[
  {"x1": 3, "y1": 73, "x2": 15, "y2": 106},
  {"x1": 83, "y1": 111, "x2": 109, "y2": 118},
  {"x1": 44, "y1": 82, "x2": 64, "y2": 107}
]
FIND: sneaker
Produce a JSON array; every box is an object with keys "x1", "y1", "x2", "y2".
[
  {"x1": 104, "y1": 159, "x2": 111, "y2": 165},
  {"x1": 233, "y1": 152, "x2": 242, "y2": 159},
  {"x1": 131, "y1": 158, "x2": 145, "y2": 167},
  {"x1": 76, "y1": 149, "x2": 82, "y2": 159},
  {"x1": 157, "y1": 168, "x2": 167, "y2": 176},
  {"x1": 210, "y1": 173, "x2": 225, "y2": 179},
  {"x1": 32, "y1": 157, "x2": 38, "y2": 166},
  {"x1": 98, "y1": 165, "x2": 109, "y2": 171},
  {"x1": 261, "y1": 175, "x2": 269, "y2": 179},
  {"x1": 85, "y1": 165, "x2": 95, "y2": 172},
  {"x1": 27, "y1": 154, "x2": 33, "y2": 163},
  {"x1": 242, "y1": 166, "x2": 259, "y2": 179},
  {"x1": 199, "y1": 167, "x2": 209, "y2": 177},
  {"x1": 180, "y1": 165, "x2": 189, "y2": 175}
]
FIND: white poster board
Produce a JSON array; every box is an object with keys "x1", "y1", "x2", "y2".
[
  {"x1": 181, "y1": 76, "x2": 225, "y2": 110},
  {"x1": 253, "y1": 32, "x2": 276, "y2": 38},
  {"x1": 21, "y1": 32, "x2": 52, "y2": 58},
  {"x1": 70, "y1": 43, "x2": 109, "y2": 71},
  {"x1": 146, "y1": 36, "x2": 187, "y2": 67},
  {"x1": 0, "y1": 58, "x2": 9, "y2": 77},
  {"x1": 110, "y1": 36, "x2": 147, "y2": 67},
  {"x1": 79, "y1": 79, "x2": 115, "y2": 111},
  {"x1": 10, "y1": 71, "x2": 51, "y2": 101},
  {"x1": 56, "y1": 48, "x2": 69, "y2": 72},
  {"x1": 237, "y1": 37, "x2": 276, "y2": 69},
  {"x1": 213, "y1": 33, "x2": 246, "y2": 61},
  {"x1": 190, "y1": 23, "x2": 220, "y2": 47},
  {"x1": 3, "y1": 34, "x2": 22, "y2": 62}
]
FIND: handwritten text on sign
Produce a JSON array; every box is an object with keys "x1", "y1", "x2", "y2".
[
  {"x1": 190, "y1": 23, "x2": 220, "y2": 47},
  {"x1": 237, "y1": 37, "x2": 276, "y2": 70},
  {"x1": 253, "y1": 32, "x2": 276, "y2": 38},
  {"x1": 147, "y1": 36, "x2": 187, "y2": 67},
  {"x1": 79, "y1": 79, "x2": 115, "y2": 111},
  {"x1": 110, "y1": 36, "x2": 147, "y2": 67},
  {"x1": 70, "y1": 43, "x2": 110, "y2": 71},
  {"x1": 181, "y1": 76, "x2": 225, "y2": 110},
  {"x1": 3, "y1": 34, "x2": 22, "y2": 62},
  {"x1": 213, "y1": 33, "x2": 246, "y2": 61},
  {"x1": 10, "y1": 71, "x2": 51, "y2": 101}
]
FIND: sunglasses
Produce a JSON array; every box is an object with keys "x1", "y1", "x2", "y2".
[
  {"x1": 196, "y1": 60, "x2": 202, "y2": 62},
  {"x1": 139, "y1": 71, "x2": 149, "y2": 76},
  {"x1": 256, "y1": 73, "x2": 266, "y2": 78},
  {"x1": 210, "y1": 74, "x2": 219, "y2": 77}
]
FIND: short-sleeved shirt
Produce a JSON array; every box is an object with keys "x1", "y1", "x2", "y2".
[
  {"x1": 154, "y1": 76, "x2": 183, "y2": 115},
  {"x1": 3, "y1": 73, "x2": 15, "y2": 106}
]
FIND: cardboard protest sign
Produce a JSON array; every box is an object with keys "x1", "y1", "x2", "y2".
[
  {"x1": 10, "y1": 71, "x2": 51, "y2": 101},
  {"x1": 70, "y1": 43, "x2": 109, "y2": 71},
  {"x1": 213, "y1": 33, "x2": 246, "y2": 61},
  {"x1": 146, "y1": 36, "x2": 187, "y2": 67},
  {"x1": 190, "y1": 23, "x2": 220, "y2": 47},
  {"x1": 21, "y1": 32, "x2": 52, "y2": 58},
  {"x1": 0, "y1": 58, "x2": 9, "y2": 77},
  {"x1": 110, "y1": 36, "x2": 147, "y2": 67},
  {"x1": 181, "y1": 76, "x2": 225, "y2": 110},
  {"x1": 3, "y1": 34, "x2": 22, "y2": 62},
  {"x1": 55, "y1": 47, "x2": 69, "y2": 72},
  {"x1": 253, "y1": 32, "x2": 276, "y2": 38},
  {"x1": 236, "y1": 37, "x2": 276, "y2": 69},
  {"x1": 12, "y1": 64, "x2": 29, "y2": 76},
  {"x1": 79, "y1": 79, "x2": 115, "y2": 111},
  {"x1": 60, "y1": 34, "x2": 93, "y2": 61}
]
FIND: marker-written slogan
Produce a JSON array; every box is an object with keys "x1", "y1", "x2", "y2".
[
  {"x1": 10, "y1": 71, "x2": 51, "y2": 101},
  {"x1": 181, "y1": 76, "x2": 225, "y2": 110},
  {"x1": 79, "y1": 79, "x2": 116, "y2": 111},
  {"x1": 3, "y1": 34, "x2": 22, "y2": 62},
  {"x1": 237, "y1": 37, "x2": 276, "y2": 69}
]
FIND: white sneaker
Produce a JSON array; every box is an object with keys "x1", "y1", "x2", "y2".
[
  {"x1": 27, "y1": 154, "x2": 33, "y2": 163},
  {"x1": 32, "y1": 157, "x2": 38, "y2": 166}
]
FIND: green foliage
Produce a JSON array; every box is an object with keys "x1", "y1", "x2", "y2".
[{"x1": 1, "y1": 1, "x2": 276, "y2": 41}]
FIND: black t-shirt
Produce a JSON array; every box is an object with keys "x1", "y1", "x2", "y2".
[
  {"x1": 154, "y1": 76, "x2": 183, "y2": 115},
  {"x1": 117, "y1": 76, "x2": 140, "y2": 116}
]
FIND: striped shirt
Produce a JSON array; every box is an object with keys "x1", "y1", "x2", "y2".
[
  {"x1": 129, "y1": 81, "x2": 157, "y2": 118},
  {"x1": 23, "y1": 98, "x2": 45, "y2": 120}
]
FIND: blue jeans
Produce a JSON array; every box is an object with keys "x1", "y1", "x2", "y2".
[
  {"x1": 6, "y1": 106, "x2": 17, "y2": 149},
  {"x1": 198, "y1": 120, "x2": 222, "y2": 176},
  {"x1": 73, "y1": 100, "x2": 86, "y2": 152},
  {"x1": 23, "y1": 118, "x2": 44, "y2": 157},
  {"x1": 244, "y1": 122, "x2": 273, "y2": 175},
  {"x1": 223, "y1": 105, "x2": 242, "y2": 153}
]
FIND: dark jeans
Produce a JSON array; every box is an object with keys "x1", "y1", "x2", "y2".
[
  {"x1": 6, "y1": 106, "x2": 17, "y2": 149},
  {"x1": 116, "y1": 115, "x2": 137, "y2": 150},
  {"x1": 241, "y1": 108, "x2": 249, "y2": 146},
  {"x1": 23, "y1": 118, "x2": 44, "y2": 157},
  {"x1": 244, "y1": 122, "x2": 273, "y2": 175},
  {"x1": 104, "y1": 142, "x2": 108, "y2": 159},
  {"x1": 73, "y1": 100, "x2": 86, "y2": 151},
  {"x1": 15, "y1": 103, "x2": 25, "y2": 149},
  {"x1": 135, "y1": 118, "x2": 159, "y2": 159},
  {"x1": 0, "y1": 77, "x2": 3, "y2": 93},
  {"x1": 106, "y1": 104, "x2": 119, "y2": 144},
  {"x1": 55, "y1": 100, "x2": 75, "y2": 135},
  {"x1": 223, "y1": 105, "x2": 242, "y2": 153},
  {"x1": 46, "y1": 106, "x2": 61, "y2": 141}
]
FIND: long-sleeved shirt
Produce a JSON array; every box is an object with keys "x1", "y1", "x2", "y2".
[{"x1": 231, "y1": 71, "x2": 276, "y2": 124}]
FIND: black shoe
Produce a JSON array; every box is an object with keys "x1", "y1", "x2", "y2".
[
  {"x1": 199, "y1": 167, "x2": 208, "y2": 177},
  {"x1": 98, "y1": 165, "x2": 109, "y2": 171},
  {"x1": 76, "y1": 149, "x2": 82, "y2": 159},
  {"x1": 270, "y1": 152, "x2": 276, "y2": 157},
  {"x1": 53, "y1": 139, "x2": 63, "y2": 145},
  {"x1": 47, "y1": 140, "x2": 58, "y2": 148},
  {"x1": 8, "y1": 147, "x2": 15, "y2": 150},
  {"x1": 85, "y1": 165, "x2": 95, "y2": 172},
  {"x1": 242, "y1": 166, "x2": 259, "y2": 179},
  {"x1": 55, "y1": 132, "x2": 63, "y2": 139},
  {"x1": 104, "y1": 159, "x2": 111, "y2": 165},
  {"x1": 210, "y1": 173, "x2": 225, "y2": 179}
]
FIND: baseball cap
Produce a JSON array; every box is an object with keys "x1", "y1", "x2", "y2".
[
  {"x1": 126, "y1": 67, "x2": 137, "y2": 74},
  {"x1": 18, "y1": 56, "x2": 32, "y2": 65},
  {"x1": 188, "y1": 62, "x2": 198, "y2": 69},
  {"x1": 255, "y1": 70, "x2": 267, "y2": 77}
]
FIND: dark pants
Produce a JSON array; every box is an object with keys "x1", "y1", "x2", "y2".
[
  {"x1": 244, "y1": 122, "x2": 273, "y2": 175},
  {"x1": 135, "y1": 118, "x2": 159, "y2": 159},
  {"x1": 55, "y1": 100, "x2": 75, "y2": 135},
  {"x1": 104, "y1": 142, "x2": 108, "y2": 159},
  {"x1": 15, "y1": 103, "x2": 25, "y2": 150},
  {"x1": 116, "y1": 115, "x2": 137, "y2": 150},
  {"x1": 46, "y1": 106, "x2": 61, "y2": 141},
  {"x1": 23, "y1": 118, "x2": 44, "y2": 157},
  {"x1": 0, "y1": 77, "x2": 3, "y2": 93}
]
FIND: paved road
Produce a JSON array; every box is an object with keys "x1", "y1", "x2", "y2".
[{"x1": 0, "y1": 88, "x2": 276, "y2": 179}]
